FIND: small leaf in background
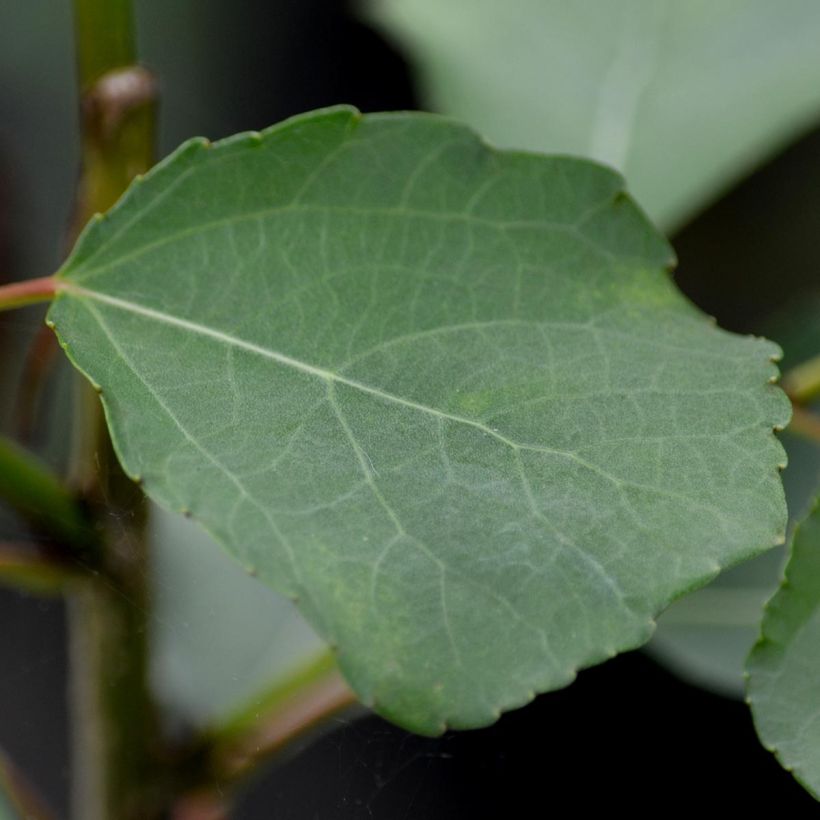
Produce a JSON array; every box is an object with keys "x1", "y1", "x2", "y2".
[
  {"x1": 48, "y1": 107, "x2": 788, "y2": 733},
  {"x1": 748, "y1": 497, "x2": 820, "y2": 799},
  {"x1": 369, "y1": 0, "x2": 820, "y2": 229}
]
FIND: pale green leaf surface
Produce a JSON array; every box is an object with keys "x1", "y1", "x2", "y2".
[
  {"x1": 48, "y1": 107, "x2": 789, "y2": 733},
  {"x1": 748, "y1": 498, "x2": 820, "y2": 799},
  {"x1": 370, "y1": 0, "x2": 820, "y2": 229}
]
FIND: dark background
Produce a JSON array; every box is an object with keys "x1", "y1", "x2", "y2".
[{"x1": 1, "y1": 0, "x2": 819, "y2": 816}]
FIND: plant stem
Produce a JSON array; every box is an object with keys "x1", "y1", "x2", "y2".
[
  {"x1": 0, "y1": 541, "x2": 81, "y2": 594},
  {"x1": 161, "y1": 651, "x2": 354, "y2": 815},
  {"x1": 67, "y1": 1, "x2": 162, "y2": 818},
  {"x1": 68, "y1": 64, "x2": 156, "y2": 242},
  {"x1": 204, "y1": 650, "x2": 356, "y2": 783},
  {"x1": 783, "y1": 353, "x2": 820, "y2": 406},
  {"x1": 0, "y1": 435, "x2": 94, "y2": 555},
  {"x1": 74, "y1": 0, "x2": 136, "y2": 90},
  {"x1": 215, "y1": 664, "x2": 354, "y2": 780},
  {"x1": 789, "y1": 405, "x2": 820, "y2": 445},
  {"x1": 68, "y1": 517, "x2": 166, "y2": 820},
  {"x1": 0, "y1": 276, "x2": 57, "y2": 312}
]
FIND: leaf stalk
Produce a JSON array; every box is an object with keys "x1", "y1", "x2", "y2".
[{"x1": 0, "y1": 276, "x2": 58, "y2": 312}]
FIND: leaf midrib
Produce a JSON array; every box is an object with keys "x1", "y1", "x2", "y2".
[
  {"x1": 60, "y1": 283, "x2": 532, "y2": 450},
  {"x1": 57, "y1": 284, "x2": 741, "y2": 533}
]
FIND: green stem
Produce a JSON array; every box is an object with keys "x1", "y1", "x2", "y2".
[
  {"x1": 67, "y1": 2, "x2": 163, "y2": 819},
  {"x1": 152, "y1": 651, "x2": 355, "y2": 817},
  {"x1": 789, "y1": 406, "x2": 820, "y2": 445},
  {"x1": 0, "y1": 276, "x2": 57, "y2": 312},
  {"x1": 202, "y1": 650, "x2": 355, "y2": 783},
  {"x1": 74, "y1": 0, "x2": 136, "y2": 90},
  {"x1": 783, "y1": 353, "x2": 820, "y2": 406},
  {"x1": 70, "y1": 0, "x2": 156, "y2": 246},
  {"x1": 0, "y1": 540, "x2": 82, "y2": 595},
  {"x1": 69, "y1": 534, "x2": 166, "y2": 820},
  {"x1": 0, "y1": 435, "x2": 95, "y2": 555}
]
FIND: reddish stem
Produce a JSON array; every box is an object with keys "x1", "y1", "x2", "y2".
[
  {"x1": 15, "y1": 324, "x2": 60, "y2": 442},
  {"x1": 0, "y1": 276, "x2": 59, "y2": 311}
]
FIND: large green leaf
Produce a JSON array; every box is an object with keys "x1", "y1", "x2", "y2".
[
  {"x1": 369, "y1": 0, "x2": 820, "y2": 229},
  {"x1": 748, "y1": 497, "x2": 820, "y2": 799},
  {"x1": 47, "y1": 107, "x2": 789, "y2": 733}
]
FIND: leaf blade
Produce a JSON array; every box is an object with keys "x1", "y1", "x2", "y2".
[
  {"x1": 748, "y1": 497, "x2": 820, "y2": 798},
  {"x1": 49, "y1": 107, "x2": 789, "y2": 733}
]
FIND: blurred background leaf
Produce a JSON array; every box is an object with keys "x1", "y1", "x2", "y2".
[{"x1": 370, "y1": 0, "x2": 820, "y2": 231}]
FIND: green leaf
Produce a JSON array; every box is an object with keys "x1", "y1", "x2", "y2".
[
  {"x1": 748, "y1": 497, "x2": 820, "y2": 799},
  {"x1": 369, "y1": 0, "x2": 820, "y2": 229},
  {"x1": 47, "y1": 106, "x2": 789, "y2": 733}
]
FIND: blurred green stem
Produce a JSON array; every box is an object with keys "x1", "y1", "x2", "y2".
[
  {"x1": 171, "y1": 650, "x2": 354, "y2": 814},
  {"x1": 68, "y1": 1, "x2": 163, "y2": 819},
  {"x1": 0, "y1": 541, "x2": 81, "y2": 594},
  {"x1": 783, "y1": 353, "x2": 820, "y2": 406},
  {"x1": 0, "y1": 435, "x2": 94, "y2": 556},
  {"x1": 790, "y1": 406, "x2": 820, "y2": 445},
  {"x1": 74, "y1": 0, "x2": 136, "y2": 90},
  {"x1": 206, "y1": 649, "x2": 355, "y2": 781}
]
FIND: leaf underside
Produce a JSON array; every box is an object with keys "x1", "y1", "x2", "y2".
[
  {"x1": 748, "y1": 498, "x2": 820, "y2": 799},
  {"x1": 49, "y1": 106, "x2": 789, "y2": 734}
]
